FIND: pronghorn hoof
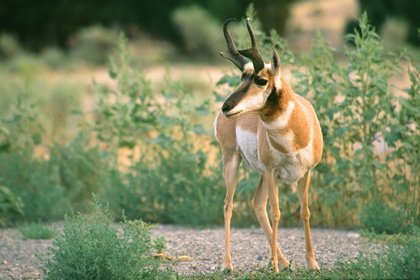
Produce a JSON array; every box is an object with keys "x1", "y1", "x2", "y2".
[{"x1": 223, "y1": 268, "x2": 233, "y2": 275}]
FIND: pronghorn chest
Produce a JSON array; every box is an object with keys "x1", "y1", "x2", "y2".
[{"x1": 236, "y1": 126, "x2": 313, "y2": 184}]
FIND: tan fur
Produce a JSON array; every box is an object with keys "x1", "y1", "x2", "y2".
[{"x1": 215, "y1": 52, "x2": 323, "y2": 272}]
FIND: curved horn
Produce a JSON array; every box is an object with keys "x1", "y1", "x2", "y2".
[
  {"x1": 238, "y1": 18, "x2": 265, "y2": 73},
  {"x1": 220, "y1": 18, "x2": 248, "y2": 71}
]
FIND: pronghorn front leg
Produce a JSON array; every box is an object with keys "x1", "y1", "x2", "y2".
[
  {"x1": 252, "y1": 174, "x2": 290, "y2": 270},
  {"x1": 297, "y1": 171, "x2": 320, "y2": 270},
  {"x1": 222, "y1": 151, "x2": 241, "y2": 272},
  {"x1": 265, "y1": 168, "x2": 283, "y2": 273}
]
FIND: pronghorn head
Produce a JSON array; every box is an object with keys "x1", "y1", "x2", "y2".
[{"x1": 220, "y1": 18, "x2": 281, "y2": 118}]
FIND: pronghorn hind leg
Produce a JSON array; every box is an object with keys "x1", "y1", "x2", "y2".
[
  {"x1": 252, "y1": 174, "x2": 290, "y2": 270},
  {"x1": 222, "y1": 151, "x2": 241, "y2": 272},
  {"x1": 297, "y1": 170, "x2": 320, "y2": 270}
]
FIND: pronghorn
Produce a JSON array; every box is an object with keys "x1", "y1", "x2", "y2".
[{"x1": 214, "y1": 18, "x2": 323, "y2": 272}]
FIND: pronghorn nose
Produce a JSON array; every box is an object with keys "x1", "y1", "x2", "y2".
[{"x1": 222, "y1": 103, "x2": 232, "y2": 113}]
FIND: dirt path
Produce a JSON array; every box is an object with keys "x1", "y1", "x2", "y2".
[{"x1": 0, "y1": 224, "x2": 374, "y2": 279}]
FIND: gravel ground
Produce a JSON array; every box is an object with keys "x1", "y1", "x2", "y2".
[{"x1": 0, "y1": 224, "x2": 373, "y2": 279}]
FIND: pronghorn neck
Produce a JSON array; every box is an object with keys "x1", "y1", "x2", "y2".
[{"x1": 260, "y1": 77, "x2": 296, "y2": 128}]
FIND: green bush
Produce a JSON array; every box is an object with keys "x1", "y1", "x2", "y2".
[
  {"x1": 299, "y1": 14, "x2": 419, "y2": 231},
  {"x1": 171, "y1": 5, "x2": 224, "y2": 59},
  {"x1": 0, "y1": 33, "x2": 22, "y2": 59},
  {"x1": 360, "y1": 198, "x2": 407, "y2": 234},
  {"x1": 39, "y1": 197, "x2": 174, "y2": 279},
  {"x1": 0, "y1": 88, "x2": 108, "y2": 224},
  {"x1": 6, "y1": 54, "x2": 46, "y2": 77},
  {"x1": 97, "y1": 36, "x2": 225, "y2": 225},
  {"x1": 19, "y1": 222, "x2": 57, "y2": 239},
  {"x1": 0, "y1": 151, "x2": 69, "y2": 223},
  {"x1": 40, "y1": 47, "x2": 67, "y2": 69},
  {"x1": 336, "y1": 226, "x2": 420, "y2": 279},
  {"x1": 48, "y1": 134, "x2": 110, "y2": 212},
  {"x1": 0, "y1": 185, "x2": 23, "y2": 227},
  {"x1": 70, "y1": 25, "x2": 119, "y2": 65}
]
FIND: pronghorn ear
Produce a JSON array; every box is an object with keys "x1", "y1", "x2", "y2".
[{"x1": 269, "y1": 47, "x2": 281, "y2": 77}]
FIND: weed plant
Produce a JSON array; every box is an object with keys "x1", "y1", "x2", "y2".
[
  {"x1": 0, "y1": 185, "x2": 23, "y2": 227},
  {"x1": 171, "y1": 5, "x2": 224, "y2": 60},
  {"x1": 0, "y1": 89, "x2": 106, "y2": 224},
  {"x1": 39, "y1": 197, "x2": 174, "y2": 280},
  {"x1": 70, "y1": 25, "x2": 119, "y2": 66},
  {"x1": 18, "y1": 222, "x2": 57, "y2": 239},
  {"x1": 96, "y1": 36, "x2": 224, "y2": 225}
]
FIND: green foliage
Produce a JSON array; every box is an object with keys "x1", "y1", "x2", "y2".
[
  {"x1": 337, "y1": 227, "x2": 420, "y2": 279},
  {"x1": 171, "y1": 5, "x2": 224, "y2": 59},
  {"x1": 361, "y1": 224, "x2": 419, "y2": 244},
  {"x1": 97, "y1": 36, "x2": 225, "y2": 226},
  {"x1": 153, "y1": 236, "x2": 167, "y2": 254},
  {"x1": 48, "y1": 134, "x2": 110, "y2": 212},
  {"x1": 39, "y1": 197, "x2": 174, "y2": 280},
  {"x1": 0, "y1": 0, "x2": 252, "y2": 51},
  {"x1": 0, "y1": 185, "x2": 23, "y2": 227},
  {"x1": 0, "y1": 151, "x2": 69, "y2": 223},
  {"x1": 40, "y1": 47, "x2": 67, "y2": 70},
  {"x1": 5, "y1": 54, "x2": 47, "y2": 77},
  {"x1": 349, "y1": 0, "x2": 420, "y2": 47},
  {"x1": 70, "y1": 25, "x2": 119, "y2": 66},
  {"x1": 0, "y1": 88, "x2": 106, "y2": 224},
  {"x1": 0, "y1": 11, "x2": 417, "y2": 233},
  {"x1": 18, "y1": 222, "x2": 57, "y2": 239},
  {"x1": 360, "y1": 198, "x2": 407, "y2": 234},
  {"x1": 0, "y1": 33, "x2": 22, "y2": 59},
  {"x1": 300, "y1": 13, "x2": 419, "y2": 231}
]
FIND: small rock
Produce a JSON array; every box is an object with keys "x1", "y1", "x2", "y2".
[
  {"x1": 346, "y1": 232, "x2": 360, "y2": 239},
  {"x1": 256, "y1": 255, "x2": 263, "y2": 261}
]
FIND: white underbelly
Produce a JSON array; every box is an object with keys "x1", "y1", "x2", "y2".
[
  {"x1": 236, "y1": 127, "x2": 312, "y2": 184},
  {"x1": 236, "y1": 128, "x2": 265, "y2": 173}
]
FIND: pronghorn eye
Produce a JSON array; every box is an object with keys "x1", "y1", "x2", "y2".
[{"x1": 255, "y1": 78, "x2": 268, "y2": 86}]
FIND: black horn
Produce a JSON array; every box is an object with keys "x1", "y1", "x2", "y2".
[
  {"x1": 238, "y1": 18, "x2": 265, "y2": 73},
  {"x1": 220, "y1": 18, "x2": 249, "y2": 71}
]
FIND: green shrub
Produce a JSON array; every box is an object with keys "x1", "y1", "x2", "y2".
[
  {"x1": 0, "y1": 34, "x2": 22, "y2": 59},
  {"x1": 6, "y1": 54, "x2": 46, "y2": 77},
  {"x1": 0, "y1": 185, "x2": 23, "y2": 227},
  {"x1": 360, "y1": 198, "x2": 407, "y2": 234},
  {"x1": 0, "y1": 88, "x2": 108, "y2": 224},
  {"x1": 39, "y1": 197, "x2": 174, "y2": 279},
  {"x1": 48, "y1": 133, "x2": 110, "y2": 212},
  {"x1": 336, "y1": 226, "x2": 420, "y2": 279},
  {"x1": 19, "y1": 222, "x2": 57, "y2": 239},
  {"x1": 0, "y1": 151, "x2": 69, "y2": 223},
  {"x1": 70, "y1": 25, "x2": 119, "y2": 65},
  {"x1": 40, "y1": 47, "x2": 67, "y2": 70},
  {"x1": 171, "y1": 5, "x2": 224, "y2": 59},
  {"x1": 96, "y1": 36, "x2": 225, "y2": 225}
]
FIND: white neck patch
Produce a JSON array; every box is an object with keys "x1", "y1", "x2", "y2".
[{"x1": 262, "y1": 101, "x2": 295, "y2": 130}]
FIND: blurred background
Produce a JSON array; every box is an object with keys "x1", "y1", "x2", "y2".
[
  {"x1": 0, "y1": 0, "x2": 418, "y2": 61},
  {"x1": 0, "y1": 0, "x2": 418, "y2": 230}
]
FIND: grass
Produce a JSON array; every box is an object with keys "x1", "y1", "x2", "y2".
[{"x1": 18, "y1": 222, "x2": 57, "y2": 239}]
